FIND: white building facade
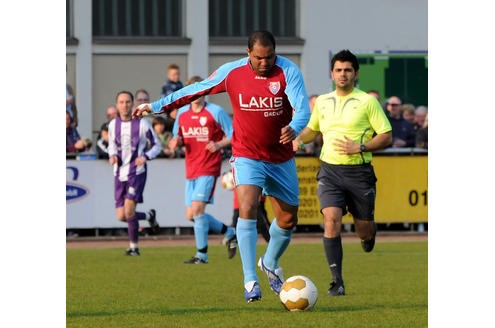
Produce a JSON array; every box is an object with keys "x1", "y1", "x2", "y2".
[{"x1": 66, "y1": 0, "x2": 427, "y2": 139}]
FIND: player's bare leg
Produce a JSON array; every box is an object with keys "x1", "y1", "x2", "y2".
[
  {"x1": 322, "y1": 206, "x2": 345, "y2": 296},
  {"x1": 116, "y1": 207, "x2": 126, "y2": 222},
  {"x1": 237, "y1": 185, "x2": 262, "y2": 219},
  {"x1": 322, "y1": 207, "x2": 343, "y2": 238}
]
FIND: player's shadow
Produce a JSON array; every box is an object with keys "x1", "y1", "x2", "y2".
[
  {"x1": 68, "y1": 302, "x2": 427, "y2": 319},
  {"x1": 315, "y1": 302, "x2": 427, "y2": 312},
  {"x1": 68, "y1": 303, "x2": 289, "y2": 318}
]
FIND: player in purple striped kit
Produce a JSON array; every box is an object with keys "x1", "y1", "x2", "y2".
[{"x1": 108, "y1": 91, "x2": 162, "y2": 256}]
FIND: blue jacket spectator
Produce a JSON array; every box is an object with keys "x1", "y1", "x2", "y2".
[
  {"x1": 161, "y1": 64, "x2": 184, "y2": 97},
  {"x1": 385, "y1": 96, "x2": 416, "y2": 148}
]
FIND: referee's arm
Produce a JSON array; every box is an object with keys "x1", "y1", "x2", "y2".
[
  {"x1": 293, "y1": 127, "x2": 319, "y2": 151},
  {"x1": 363, "y1": 131, "x2": 392, "y2": 152}
]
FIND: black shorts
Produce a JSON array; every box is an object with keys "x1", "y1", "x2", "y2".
[{"x1": 316, "y1": 162, "x2": 377, "y2": 220}]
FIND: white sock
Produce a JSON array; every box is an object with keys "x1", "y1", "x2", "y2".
[
  {"x1": 130, "y1": 242, "x2": 138, "y2": 249},
  {"x1": 244, "y1": 280, "x2": 257, "y2": 292}
]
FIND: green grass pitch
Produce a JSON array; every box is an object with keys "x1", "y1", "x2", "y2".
[{"x1": 67, "y1": 240, "x2": 427, "y2": 327}]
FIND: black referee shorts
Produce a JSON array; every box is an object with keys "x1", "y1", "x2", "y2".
[{"x1": 316, "y1": 162, "x2": 377, "y2": 220}]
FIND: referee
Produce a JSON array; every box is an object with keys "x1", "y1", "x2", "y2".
[{"x1": 294, "y1": 50, "x2": 392, "y2": 296}]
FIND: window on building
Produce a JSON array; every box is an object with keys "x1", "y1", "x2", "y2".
[
  {"x1": 66, "y1": 0, "x2": 74, "y2": 40},
  {"x1": 209, "y1": 0, "x2": 296, "y2": 37},
  {"x1": 92, "y1": 0, "x2": 183, "y2": 38}
]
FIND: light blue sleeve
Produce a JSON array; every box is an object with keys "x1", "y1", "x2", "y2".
[
  {"x1": 208, "y1": 103, "x2": 233, "y2": 139},
  {"x1": 277, "y1": 56, "x2": 311, "y2": 135},
  {"x1": 150, "y1": 58, "x2": 248, "y2": 114},
  {"x1": 172, "y1": 106, "x2": 188, "y2": 137}
]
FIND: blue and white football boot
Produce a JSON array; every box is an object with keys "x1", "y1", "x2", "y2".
[
  {"x1": 258, "y1": 255, "x2": 284, "y2": 295},
  {"x1": 244, "y1": 281, "x2": 262, "y2": 303}
]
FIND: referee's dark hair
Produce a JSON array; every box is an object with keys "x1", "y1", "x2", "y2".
[
  {"x1": 248, "y1": 30, "x2": 276, "y2": 51},
  {"x1": 331, "y1": 50, "x2": 359, "y2": 72}
]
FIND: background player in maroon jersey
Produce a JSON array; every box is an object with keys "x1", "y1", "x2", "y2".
[{"x1": 168, "y1": 76, "x2": 236, "y2": 264}]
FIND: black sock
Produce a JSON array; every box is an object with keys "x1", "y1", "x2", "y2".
[
  {"x1": 231, "y1": 209, "x2": 239, "y2": 228},
  {"x1": 323, "y1": 236, "x2": 343, "y2": 282},
  {"x1": 220, "y1": 224, "x2": 227, "y2": 234}
]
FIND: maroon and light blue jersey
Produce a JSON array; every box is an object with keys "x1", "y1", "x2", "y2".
[
  {"x1": 151, "y1": 56, "x2": 311, "y2": 163},
  {"x1": 108, "y1": 117, "x2": 161, "y2": 181},
  {"x1": 173, "y1": 102, "x2": 233, "y2": 179}
]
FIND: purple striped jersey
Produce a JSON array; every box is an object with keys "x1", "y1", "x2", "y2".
[{"x1": 107, "y1": 117, "x2": 161, "y2": 181}]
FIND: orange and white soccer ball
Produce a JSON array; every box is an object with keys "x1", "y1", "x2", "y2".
[
  {"x1": 279, "y1": 275, "x2": 318, "y2": 311},
  {"x1": 221, "y1": 171, "x2": 235, "y2": 191}
]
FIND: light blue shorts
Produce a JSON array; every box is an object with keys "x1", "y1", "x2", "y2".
[
  {"x1": 229, "y1": 156, "x2": 299, "y2": 206},
  {"x1": 185, "y1": 176, "x2": 217, "y2": 206}
]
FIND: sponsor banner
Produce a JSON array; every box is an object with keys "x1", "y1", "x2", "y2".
[
  {"x1": 68, "y1": 154, "x2": 427, "y2": 228},
  {"x1": 265, "y1": 155, "x2": 428, "y2": 224},
  {"x1": 66, "y1": 160, "x2": 233, "y2": 228},
  {"x1": 293, "y1": 157, "x2": 323, "y2": 224}
]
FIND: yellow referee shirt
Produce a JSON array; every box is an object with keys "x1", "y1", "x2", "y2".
[{"x1": 307, "y1": 88, "x2": 391, "y2": 165}]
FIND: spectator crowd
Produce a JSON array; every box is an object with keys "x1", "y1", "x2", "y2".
[{"x1": 67, "y1": 61, "x2": 428, "y2": 159}]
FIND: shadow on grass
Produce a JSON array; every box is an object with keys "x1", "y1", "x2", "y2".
[
  {"x1": 316, "y1": 302, "x2": 427, "y2": 312},
  {"x1": 68, "y1": 301, "x2": 427, "y2": 318},
  {"x1": 68, "y1": 306, "x2": 269, "y2": 318}
]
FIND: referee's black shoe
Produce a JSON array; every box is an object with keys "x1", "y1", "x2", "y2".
[
  {"x1": 361, "y1": 222, "x2": 377, "y2": 253},
  {"x1": 327, "y1": 279, "x2": 345, "y2": 296}
]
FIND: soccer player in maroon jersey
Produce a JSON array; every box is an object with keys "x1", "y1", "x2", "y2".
[
  {"x1": 133, "y1": 31, "x2": 311, "y2": 302},
  {"x1": 168, "y1": 75, "x2": 237, "y2": 264}
]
